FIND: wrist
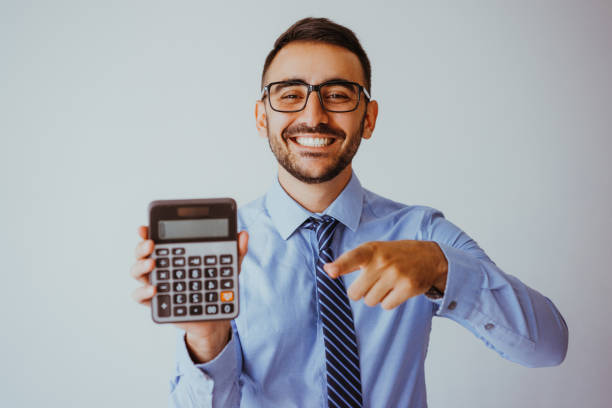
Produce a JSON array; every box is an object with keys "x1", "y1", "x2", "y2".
[
  {"x1": 185, "y1": 325, "x2": 232, "y2": 364},
  {"x1": 430, "y1": 242, "x2": 448, "y2": 294}
]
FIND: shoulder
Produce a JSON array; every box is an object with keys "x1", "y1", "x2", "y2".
[
  {"x1": 362, "y1": 188, "x2": 443, "y2": 223},
  {"x1": 356, "y1": 188, "x2": 448, "y2": 241}
]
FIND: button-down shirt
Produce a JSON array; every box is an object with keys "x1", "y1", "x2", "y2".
[{"x1": 169, "y1": 172, "x2": 568, "y2": 407}]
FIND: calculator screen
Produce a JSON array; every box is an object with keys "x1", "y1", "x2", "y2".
[{"x1": 159, "y1": 218, "x2": 229, "y2": 240}]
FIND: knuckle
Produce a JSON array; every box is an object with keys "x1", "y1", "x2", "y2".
[
  {"x1": 130, "y1": 263, "x2": 140, "y2": 278},
  {"x1": 387, "y1": 266, "x2": 401, "y2": 281},
  {"x1": 347, "y1": 286, "x2": 361, "y2": 300},
  {"x1": 131, "y1": 288, "x2": 142, "y2": 302},
  {"x1": 381, "y1": 299, "x2": 396, "y2": 310},
  {"x1": 362, "y1": 241, "x2": 378, "y2": 255},
  {"x1": 397, "y1": 279, "x2": 413, "y2": 294},
  {"x1": 363, "y1": 295, "x2": 377, "y2": 307}
]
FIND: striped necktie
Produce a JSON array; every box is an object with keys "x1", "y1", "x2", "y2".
[{"x1": 302, "y1": 216, "x2": 363, "y2": 408}]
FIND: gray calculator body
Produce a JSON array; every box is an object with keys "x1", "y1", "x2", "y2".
[{"x1": 149, "y1": 198, "x2": 239, "y2": 323}]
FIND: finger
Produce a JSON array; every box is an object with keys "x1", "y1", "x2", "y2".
[
  {"x1": 131, "y1": 284, "x2": 156, "y2": 305},
  {"x1": 380, "y1": 287, "x2": 411, "y2": 310},
  {"x1": 237, "y1": 230, "x2": 249, "y2": 275},
  {"x1": 135, "y1": 239, "x2": 154, "y2": 260},
  {"x1": 362, "y1": 273, "x2": 395, "y2": 307},
  {"x1": 346, "y1": 265, "x2": 380, "y2": 301},
  {"x1": 324, "y1": 242, "x2": 375, "y2": 278},
  {"x1": 138, "y1": 225, "x2": 149, "y2": 240},
  {"x1": 130, "y1": 258, "x2": 155, "y2": 283}
]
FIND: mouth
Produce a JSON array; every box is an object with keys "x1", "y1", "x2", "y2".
[{"x1": 287, "y1": 135, "x2": 339, "y2": 148}]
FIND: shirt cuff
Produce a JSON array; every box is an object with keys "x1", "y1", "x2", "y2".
[
  {"x1": 173, "y1": 327, "x2": 240, "y2": 401},
  {"x1": 427, "y1": 243, "x2": 484, "y2": 320}
]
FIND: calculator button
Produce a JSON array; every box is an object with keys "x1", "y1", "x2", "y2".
[
  {"x1": 189, "y1": 280, "x2": 202, "y2": 291},
  {"x1": 205, "y1": 292, "x2": 218, "y2": 302},
  {"x1": 220, "y1": 291, "x2": 234, "y2": 302},
  {"x1": 155, "y1": 248, "x2": 169, "y2": 256},
  {"x1": 220, "y1": 255, "x2": 233, "y2": 264},
  {"x1": 190, "y1": 293, "x2": 202, "y2": 303},
  {"x1": 174, "y1": 306, "x2": 187, "y2": 316},
  {"x1": 174, "y1": 294, "x2": 186, "y2": 304},
  {"x1": 156, "y1": 258, "x2": 169, "y2": 268},
  {"x1": 172, "y1": 248, "x2": 185, "y2": 255},
  {"x1": 173, "y1": 257, "x2": 186, "y2": 267},
  {"x1": 220, "y1": 279, "x2": 234, "y2": 289},
  {"x1": 220, "y1": 267, "x2": 233, "y2": 277},
  {"x1": 205, "y1": 280, "x2": 218, "y2": 290},
  {"x1": 157, "y1": 295, "x2": 171, "y2": 317},
  {"x1": 173, "y1": 281, "x2": 186, "y2": 292},
  {"x1": 157, "y1": 282, "x2": 171, "y2": 293},
  {"x1": 188, "y1": 256, "x2": 202, "y2": 266},
  {"x1": 221, "y1": 304, "x2": 234, "y2": 314},
  {"x1": 189, "y1": 268, "x2": 202, "y2": 279},
  {"x1": 205, "y1": 305, "x2": 219, "y2": 315},
  {"x1": 157, "y1": 270, "x2": 170, "y2": 280},
  {"x1": 204, "y1": 267, "x2": 218, "y2": 278},
  {"x1": 173, "y1": 269, "x2": 186, "y2": 279},
  {"x1": 189, "y1": 305, "x2": 203, "y2": 315},
  {"x1": 204, "y1": 255, "x2": 217, "y2": 265}
]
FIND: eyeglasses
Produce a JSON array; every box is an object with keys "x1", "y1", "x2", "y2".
[{"x1": 261, "y1": 80, "x2": 370, "y2": 113}]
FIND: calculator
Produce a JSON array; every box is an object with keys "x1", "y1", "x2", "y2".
[{"x1": 148, "y1": 198, "x2": 239, "y2": 323}]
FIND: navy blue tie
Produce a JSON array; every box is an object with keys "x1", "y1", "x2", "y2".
[{"x1": 303, "y1": 216, "x2": 363, "y2": 408}]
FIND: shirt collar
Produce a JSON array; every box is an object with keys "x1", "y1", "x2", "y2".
[{"x1": 265, "y1": 170, "x2": 364, "y2": 240}]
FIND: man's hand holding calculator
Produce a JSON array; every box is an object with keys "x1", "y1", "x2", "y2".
[{"x1": 131, "y1": 224, "x2": 249, "y2": 363}]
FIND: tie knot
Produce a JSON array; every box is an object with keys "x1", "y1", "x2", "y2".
[
  {"x1": 302, "y1": 215, "x2": 338, "y2": 232},
  {"x1": 302, "y1": 216, "x2": 339, "y2": 253}
]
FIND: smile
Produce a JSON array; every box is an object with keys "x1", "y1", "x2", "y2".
[{"x1": 291, "y1": 136, "x2": 336, "y2": 147}]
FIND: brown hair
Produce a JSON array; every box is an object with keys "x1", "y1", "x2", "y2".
[{"x1": 261, "y1": 17, "x2": 372, "y2": 93}]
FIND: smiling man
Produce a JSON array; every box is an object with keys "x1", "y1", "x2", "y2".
[{"x1": 131, "y1": 17, "x2": 568, "y2": 407}]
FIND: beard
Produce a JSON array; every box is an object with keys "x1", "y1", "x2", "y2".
[{"x1": 266, "y1": 113, "x2": 366, "y2": 184}]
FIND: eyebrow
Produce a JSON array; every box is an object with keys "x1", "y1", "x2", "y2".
[{"x1": 274, "y1": 77, "x2": 354, "y2": 85}]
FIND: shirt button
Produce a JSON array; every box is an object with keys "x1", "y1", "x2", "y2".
[
  {"x1": 484, "y1": 323, "x2": 495, "y2": 330},
  {"x1": 447, "y1": 301, "x2": 457, "y2": 310}
]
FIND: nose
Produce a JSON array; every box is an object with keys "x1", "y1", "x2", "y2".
[{"x1": 299, "y1": 90, "x2": 329, "y2": 127}]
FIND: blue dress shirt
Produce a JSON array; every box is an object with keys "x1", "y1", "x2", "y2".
[{"x1": 169, "y1": 172, "x2": 568, "y2": 407}]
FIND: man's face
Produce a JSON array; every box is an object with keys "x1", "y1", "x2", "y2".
[{"x1": 256, "y1": 41, "x2": 377, "y2": 184}]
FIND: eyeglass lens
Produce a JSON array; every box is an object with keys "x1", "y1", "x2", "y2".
[{"x1": 269, "y1": 82, "x2": 360, "y2": 112}]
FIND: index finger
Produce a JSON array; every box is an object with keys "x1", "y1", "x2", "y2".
[{"x1": 324, "y1": 242, "x2": 374, "y2": 278}]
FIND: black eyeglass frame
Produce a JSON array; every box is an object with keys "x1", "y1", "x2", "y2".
[{"x1": 261, "y1": 79, "x2": 371, "y2": 113}]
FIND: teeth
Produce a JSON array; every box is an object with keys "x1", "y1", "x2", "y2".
[{"x1": 294, "y1": 137, "x2": 333, "y2": 147}]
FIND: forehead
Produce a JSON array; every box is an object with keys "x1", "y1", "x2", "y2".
[{"x1": 265, "y1": 41, "x2": 365, "y2": 85}]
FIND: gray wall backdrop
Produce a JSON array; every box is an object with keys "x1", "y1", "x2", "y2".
[{"x1": 1, "y1": 0, "x2": 610, "y2": 407}]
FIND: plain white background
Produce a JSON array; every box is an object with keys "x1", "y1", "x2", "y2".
[{"x1": 1, "y1": 1, "x2": 611, "y2": 407}]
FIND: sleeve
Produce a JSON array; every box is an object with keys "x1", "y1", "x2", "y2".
[
  {"x1": 168, "y1": 321, "x2": 243, "y2": 407},
  {"x1": 424, "y1": 209, "x2": 568, "y2": 367}
]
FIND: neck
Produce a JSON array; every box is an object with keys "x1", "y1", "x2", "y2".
[{"x1": 277, "y1": 165, "x2": 353, "y2": 213}]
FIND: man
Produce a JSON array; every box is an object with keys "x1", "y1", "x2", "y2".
[{"x1": 131, "y1": 17, "x2": 568, "y2": 407}]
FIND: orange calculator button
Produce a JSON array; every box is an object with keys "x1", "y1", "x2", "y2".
[{"x1": 220, "y1": 291, "x2": 234, "y2": 302}]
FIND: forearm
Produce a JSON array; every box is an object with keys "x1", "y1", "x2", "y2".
[
  {"x1": 426, "y1": 209, "x2": 568, "y2": 367},
  {"x1": 435, "y1": 243, "x2": 568, "y2": 367}
]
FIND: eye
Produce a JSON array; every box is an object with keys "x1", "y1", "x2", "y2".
[
  {"x1": 327, "y1": 92, "x2": 349, "y2": 100},
  {"x1": 281, "y1": 93, "x2": 302, "y2": 100}
]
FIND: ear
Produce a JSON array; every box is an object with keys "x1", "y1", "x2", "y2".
[
  {"x1": 361, "y1": 100, "x2": 379, "y2": 140},
  {"x1": 255, "y1": 100, "x2": 268, "y2": 139}
]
